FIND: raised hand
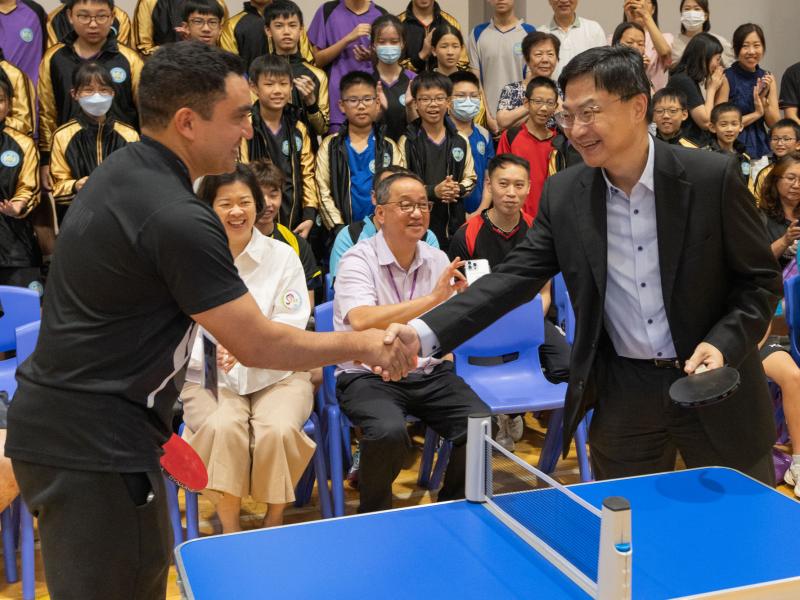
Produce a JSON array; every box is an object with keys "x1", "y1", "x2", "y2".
[
  {"x1": 294, "y1": 75, "x2": 317, "y2": 106},
  {"x1": 432, "y1": 257, "x2": 467, "y2": 303}
]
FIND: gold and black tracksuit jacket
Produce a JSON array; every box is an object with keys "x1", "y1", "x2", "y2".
[
  {"x1": 50, "y1": 113, "x2": 139, "y2": 207},
  {"x1": 0, "y1": 50, "x2": 36, "y2": 137},
  {"x1": 285, "y1": 52, "x2": 329, "y2": 144},
  {"x1": 0, "y1": 123, "x2": 40, "y2": 267},
  {"x1": 133, "y1": 0, "x2": 228, "y2": 56},
  {"x1": 397, "y1": 1, "x2": 469, "y2": 73},
  {"x1": 38, "y1": 32, "x2": 142, "y2": 162},
  {"x1": 46, "y1": 4, "x2": 132, "y2": 47}
]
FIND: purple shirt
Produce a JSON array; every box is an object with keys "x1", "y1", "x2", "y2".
[
  {"x1": 333, "y1": 230, "x2": 449, "y2": 374},
  {"x1": 0, "y1": 1, "x2": 44, "y2": 84},
  {"x1": 307, "y1": 0, "x2": 385, "y2": 129}
]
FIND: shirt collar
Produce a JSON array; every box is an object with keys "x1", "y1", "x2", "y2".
[
  {"x1": 490, "y1": 17, "x2": 523, "y2": 32},
  {"x1": 375, "y1": 230, "x2": 424, "y2": 272},
  {"x1": 548, "y1": 15, "x2": 581, "y2": 30},
  {"x1": 237, "y1": 227, "x2": 268, "y2": 267},
  {"x1": 601, "y1": 135, "x2": 655, "y2": 196}
]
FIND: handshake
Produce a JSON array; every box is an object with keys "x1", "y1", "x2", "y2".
[{"x1": 359, "y1": 324, "x2": 423, "y2": 381}]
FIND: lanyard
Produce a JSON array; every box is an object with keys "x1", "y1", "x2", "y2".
[{"x1": 385, "y1": 265, "x2": 419, "y2": 304}]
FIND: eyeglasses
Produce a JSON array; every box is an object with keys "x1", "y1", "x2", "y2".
[
  {"x1": 416, "y1": 96, "x2": 449, "y2": 106},
  {"x1": 554, "y1": 97, "x2": 627, "y2": 129},
  {"x1": 654, "y1": 108, "x2": 683, "y2": 117},
  {"x1": 73, "y1": 13, "x2": 112, "y2": 25},
  {"x1": 781, "y1": 174, "x2": 800, "y2": 186},
  {"x1": 341, "y1": 96, "x2": 377, "y2": 107},
  {"x1": 528, "y1": 98, "x2": 557, "y2": 108},
  {"x1": 383, "y1": 201, "x2": 434, "y2": 213},
  {"x1": 771, "y1": 136, "x2": 797, "y2": 144},
  {"x1": 188, "y1": 17, "x2": 221, "y2": 28}
]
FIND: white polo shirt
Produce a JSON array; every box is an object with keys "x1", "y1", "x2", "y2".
[{"x1": 538, "y1": 16, "x2": 608, "y2": 80}]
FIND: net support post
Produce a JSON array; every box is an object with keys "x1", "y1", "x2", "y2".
[
  {"x1": 465, "y1": 413, "x2": 491, "y2": 503},
  {"x1": 597, "y1": 496, "x2": 632, "y2": 600}
]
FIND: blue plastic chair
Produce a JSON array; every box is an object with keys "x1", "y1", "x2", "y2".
[
  {"x1": 324, "y1": 273, "x2": 335, "y2": 303},
  {"x1": 0, "y1": 287, "x2": 40, "y2": 399},
  {"x1": 552, "y1": 273, "x2": 575, "y2": 344},
  {"x1": 452, "y1": 296, "x2": 592, "y2": 482},
  {"x1": 785, "y1": 275, "x2": 799, "y2": 364}
]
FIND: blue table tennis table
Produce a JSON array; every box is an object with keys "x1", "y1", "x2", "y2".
[{"x1": 175, "y1": 467, "x2": 800, "y2": 599}]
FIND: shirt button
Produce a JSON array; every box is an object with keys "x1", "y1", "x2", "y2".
[
  {"x1": 633, "y1": 209, "x2": 639, "y2": 215},
  {"x1": 657, "y1": 352, "x2": 663, "y2": 357},
  {"x1": 641, "y1": 282, "x2": 646, "y2": 288},
  {"x1": 647, "y1": 319, "x2": 653, "y2": 324},
  {"x1": 637, "y1": 246, "x2": 643, "y2": 251}
]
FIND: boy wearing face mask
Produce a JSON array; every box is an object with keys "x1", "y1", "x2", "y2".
[
  {"x1": 49, "y1": 62, "x2": 138, "y2": 225},
  {"x1": 448, "y1": 71, "x2": 493, "y2": 219}
]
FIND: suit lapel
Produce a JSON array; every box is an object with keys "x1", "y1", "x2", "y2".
[
  {"x1": 574, "y1": 169, "x2": 608, "y2": 297},
  {"x1": 653, "y1": 141, "x2": 692, "y2": 315}
]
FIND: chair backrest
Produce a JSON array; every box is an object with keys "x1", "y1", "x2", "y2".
[
  {"x1": 786, "y1": 275, "x2": 800, "y2": 364},
  {"x1": 324, "y1": 273, "x2": 335, "y2": 303},
  {"x1": 454, "y1": 296, "x2": 544, "y2": 360},
  {"x1": 15, "y1": 320, "x2": 40, "y2": 365},
  {"x1": 314, "y1": 301, "x2": 337, "y2": 404},
  {"x1": 0, "y1": 287, "x2": 40, "y2": 352},
  {"x1": 552, "y1": 273, "x2": 575, "y2": 344}
]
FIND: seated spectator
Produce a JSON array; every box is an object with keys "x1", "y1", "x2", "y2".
[
  {"x1": 250, "y1": 159, "x2": 322, "y2": 309},
  {"x1": 133, "y1": 0, "x2": 227, "y2": 56},
  {"x1": 0, "y1": 48, "x2": 36, "y2": 137},
  {"x1": 447, "y1": 154, "x2": 571, "y2": 449},
  {"x1": 651, "y1": 88, "x2": 697, "y2": 147},
  {"x1": 328, "y1": 165, "x2": 438, "y2": 278},
  {"x1": 371, "y1": 15, "x2": 416, "y2": 142},
  {"x1": 758, "y1": 152, "x2": 800, "y2": 269},
  {"x1": 50, "y1": 62, "x2": 139, "y2": 224},
  {"x1": 724, "y1": 23, "x2": 779, "y2": 162},
  {"x1": 754, "y1": 120, "x2": 800, "y2": 201},
  {"x1": 497, "y1": 77, "x2": 557, "y2": 219},
  {"x1": 667, "y1": 32, "x2": 727, "y2": 147},
  {"x1": 448, "y1": 71, "x2": 493, "y2": 218},
  {"x1": 317, "y1": 71, "x2": 403, "y2": 231},
  {"x1": 397, "y1": 0, "x2": 466, "y2": 73},
  {"x1": 399, "y1": 71, "x2": 476, "y2": 249},
  {"x1": 670, "y1": 0, "x2": 733, "y2": 66},
  {"x1": 0, "y1": 76, "x2": 42, "y2": 292},
  {"x1": 333, "y1": 171, "x2": 488, "y2": 513},
  {"x1": 0, "y1": 0, "x2": 46, "y2": 85},
  {"x1": 47, "y1": 0, "x2": 131, "y2": 47},
  {"x1": 0, "y1": 431, "x2": 19, "y2": 513},
  {"x1": 621, "y1": 0, "x2": 671, "y2": 91},
  {"x1": 183, "y1": 164, "x2": 316, "y2": 532},
  {"x1": 241, "y1": 54, "x2": 318, "y2": 239},
  {"x1": 497, "y1": 31, "x2": 560, "y2": 131},
  {"x1": 176, "y1": 0, "x2": 223, "y2": 46},
  {"x1": 538, "y1": 0, "x2": 606, "y2": 80},
  {"x1": 706, "y1": 102, "x2": 752, "y2": 186},
  {"x1": 780, "y1": 61, "x2": 800, "y2": 125}
]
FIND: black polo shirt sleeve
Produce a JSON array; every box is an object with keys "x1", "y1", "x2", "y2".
[
  {"x1": 448, "y1": 225, "x2": 469, "y2": 262},
  {"x1": 668, "y1": 73, "x2": 704, "y2": 109},
  {"x1": 779, "y1": 63, "x2": 800, "y2": 109}
]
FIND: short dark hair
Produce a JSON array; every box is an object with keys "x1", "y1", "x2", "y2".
[
  {"x1": 374, "y1": 165, "x2": 410, "y2": 191},
  {"x1": 652, "y1": 87, "x2": 688, "y2": 111},
  {"x1": 449, "y1": 70, "x2": 480, "y2": 89},
  {"x1": 139, "y1": 42, "x2": 245, "y2": 130},
  {"x1": 411, "y1": 70, "x2": 452, "y2": 98},
  {"x1": 375, "y1": 172, "x2": 425, "y2": 205},
  {"x1": 710, "y1": 102, "x2": 742, "y2": 124},
  {"x1": 431, "y1": 23, "x2": 463, "y2": 49},
  {"x1": 249, "y1": 158, "x2": 285, "y2": 192},
  {"x1": 732, "y1": 23, "x2": 766, "y2": 57},
  {"x1": 249, "y1": 53, "x2": 293, "y2": 85},
  {"x1": 526, "y1": 76, "x2": 558, "y2": 99},
  {"x1": 181, "y1": 0, "x2": 223, "y2": 22},
  {"x1": 71, "y1": 61, "x2": 113, "y2": 90},
  {"x1": 611, "y1": 22, "x2": 644, "y2": 47},
  {"x1": 558, "y1": 46, "x2": 651, "y2": 120},
  {"x1": 66, "y1": 0, "x2": 114, "y2": 11},
  {"x1": 339, "y1": 70, "x2": 376, "y2": 96},
  {"x1": 264, "y1": 0, "x2": 303, "y2": 27},
  {"x1": 679, "y1": 0, "x2": 710, "y2": 34},
  {"x1": 488, "y1": 153, "x2": 530, "y2": 176},
  {"x1": 197, "y1": 163, "x2": 266, "y2": 216},
  {"x1": 770, "y1": 119, "x2": 800, "y2": 140},
  {"x1": 670, "y1": 32, "x2": 723, "y2": 83},
  {"x1": 522, "y1": 31, "x2": 560, "y2": 62}
]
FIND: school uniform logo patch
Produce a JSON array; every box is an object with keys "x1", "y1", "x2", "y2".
[
  {"x1": 19, "y1": 28, "x2": 33, "y2": 43},
  {"x1": 281, "y1": 140, "x2": 290, "y2": 156},
  {"x1": 513, "y1": 42, "x2": 523, "y2": 56},
  {"x1": 452, "y1": 147, "x2": 465, "y2": 162},
  {"x1": 0, "y1": 151, "x2": 20, "y2": 168},
  {"x1": 110, "y1": 67, "x2": 127, "y2": 83},
  {"x1": 281, "y1": 289, "x2": 303, "y2": 312},
  {"x1": 294, "y1": 134, "x2": 302, "y2": 149},
  {"x1": 398, "y1": 94, "x2": 406, "y2": 107},
  {"x1": 368, "y1": 159, "x2": 376, "y2": 174},
  {"x1": 477, "y1": 141, "x2": 486, "y2": 156},
  {"x1": 383, "y1": 153, "x2": 391, "y2": 168}
]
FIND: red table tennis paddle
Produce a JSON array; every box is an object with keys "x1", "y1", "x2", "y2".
[
  {"x1": 669, "y1": 365, "x2": 740, "y2": 409},
  {"x1": 160, "y1": 433, "x2": 208, "y2": 492}
]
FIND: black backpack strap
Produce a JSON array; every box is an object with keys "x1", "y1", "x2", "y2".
[{"x1": 347, "y1": 220, "x2": 366, "y2": 244}]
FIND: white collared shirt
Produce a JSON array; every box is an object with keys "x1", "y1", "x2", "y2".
[
  {"x1": 186, "y1": 228, "x2": 310, "y2": 395},
  {"x1": 538, "y1": 16, "x2": 608, "y2": 80}
]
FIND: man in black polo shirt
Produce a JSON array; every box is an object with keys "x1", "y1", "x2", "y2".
[{"x1": 6, "y1": 42, "x2": 416, "y2": 600}]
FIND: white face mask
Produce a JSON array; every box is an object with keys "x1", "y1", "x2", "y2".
[
  {"x1": 78, "y1": 93, "x2": 113, "y2": 117},
  {"x1": 681, "y1": 10, "x2": 706, "y2": 32}
]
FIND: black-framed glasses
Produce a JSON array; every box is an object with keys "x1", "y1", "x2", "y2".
[
  {"x1": 554, "y1": 96, "x2": 629, "y2": 129},
  {"x1": 73, "y1": 13, "x2": 112, "y2": 25},
  {"x1": 341, "y1": 96, "x2": 377, "y2": 107},
  {"x1": 771, "y1": 136, "x2": 797, "y2": 144},
  {"x1": 188, "y1": 17, "x2": 221, "y2": 28},
  {"x1": 654, "y1": 108, "x2": 683, "y2": 117}
]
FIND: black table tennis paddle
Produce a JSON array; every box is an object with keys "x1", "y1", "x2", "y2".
[{"x1": 669, "y1": 365, "x2": 740, "y2": 408}]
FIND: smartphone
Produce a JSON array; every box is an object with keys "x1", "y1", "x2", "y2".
[
  {"x1": 201, "y1": 331, "x2": 219, "y2": 402},
  {"x1": 465, "y1": 259, "x2": 491, "y2": 285}
]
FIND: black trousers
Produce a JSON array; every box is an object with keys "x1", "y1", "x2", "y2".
[
  {"x1": 337, "y1": 362, "x2": 489, "y2": 513},
  {"x1": 588, "y1": 349, "x2": 775, "y2": 485},
  {"x1": 12, "y1": 460, "x2": 172, "y2": 600}
]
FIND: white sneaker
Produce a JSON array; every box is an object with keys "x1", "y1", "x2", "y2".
[
  {"x1": 495, "y1": 415, "x2": 515, "y2": 452},
  {"x1": 509, "y1": 415, "x2": 524, "y2": 442},
  {"x1": 784, "y1": 462, "x2": 800, "y2": 498}
]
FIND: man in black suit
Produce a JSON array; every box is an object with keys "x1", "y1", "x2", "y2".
[{"x1": 390, "y1": 46, "x2": 783, "y2": 483}]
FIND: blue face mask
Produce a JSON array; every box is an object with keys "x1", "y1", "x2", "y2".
[
  {"x1": 451, "y1": 97, "x2": 481, "y2": 121},
  {"x1": 78, "y1": 93, "x2": 114, "y2": 117},
  {"x1": 375, "y1": 45, "x2": 402, "y2": 64}
]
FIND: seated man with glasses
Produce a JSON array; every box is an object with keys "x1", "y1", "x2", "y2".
[
  {"x1": 177, "y1": 0, "x2": 223, "y2": 46},
  {"x1": 497, "y1": 76, "x2": 558, "y2": 219},
  {"x1": 333, "y1": 171, "x2": 489, "y2": 513}
]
